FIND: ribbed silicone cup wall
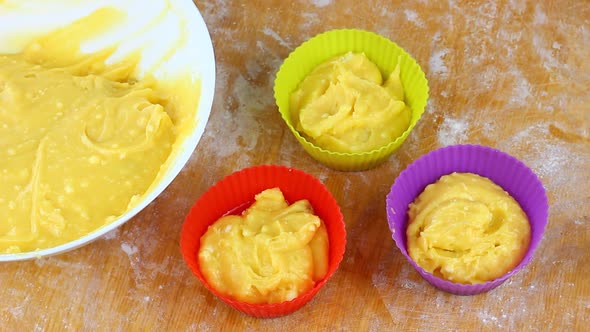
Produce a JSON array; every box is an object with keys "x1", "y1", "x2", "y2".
[
  {"x1": 385, "y1": 144, "x2": 549, "y2": 295},
  {"x1": 274, "y1": 29, "x2": 429, "y2": 171},
  {"x1": 180, "y1": 165, "x2": 346, "y2": 317}
]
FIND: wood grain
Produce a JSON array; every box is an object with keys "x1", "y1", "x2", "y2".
[{"x1": 1, "y1": 0, "x2": 588, "y2": 331}]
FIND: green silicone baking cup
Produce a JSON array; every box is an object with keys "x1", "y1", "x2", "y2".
[{"x1": 274, "y1": 29, "x2": 429, "y2": 171}]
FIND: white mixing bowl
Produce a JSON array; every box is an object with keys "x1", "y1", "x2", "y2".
[{"x1": 0, "y1": 0, "x2": 215, "y2": 261}]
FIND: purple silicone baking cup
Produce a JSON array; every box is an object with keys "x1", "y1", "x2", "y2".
[{"x1": 385, "y1": 144, "x2": 549, "y2": 295}]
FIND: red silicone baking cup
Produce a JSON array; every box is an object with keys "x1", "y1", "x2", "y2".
[
  {"x1": 386, "y1": 144, "x2": 549, "y2": 295},
  {"x1": 180, "y1": 165, "x2": 346, "y2": 317}
]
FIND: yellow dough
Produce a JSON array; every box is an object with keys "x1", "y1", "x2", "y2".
[
  {"x1": 289, "y1": 52, "x2": 411, "y2": 153},
  {"x1": 0, "y1": 8, "x2": 200, "y2": 253},
  {"x1": 198, "y1": 188, "x2": 329, "y2": 304},
  {"x1": 406, "y1": 173, "x2": 531, "y2": 284}
]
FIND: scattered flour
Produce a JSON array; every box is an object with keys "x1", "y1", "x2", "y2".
[
  {"x1": 532, "y1": 33, "x2": 561, "y2": 71},
  {"x1": 198, "y1": 322, "x2": 212, "y2": 332},
  {"x1": 533, "y1": 4, "x2": 548, "y2": 25},
  {"x1": 232, "y1": 73, "x2": 274, "y2": 111},
  {"x1": 428, "y1": 49, "x2": 449, "y2": 78},
  {"x1": 398, "y1": 266, "x2": 421, "y2": 290},
  {"x1": 475, "y1": 65, "x2": 499, "y2": 90},
  {"x1": 437, "y1": 117, "x2": 469, "y2": 146},
  {"x1": 404, "y1": 9, "x2": 425, "y2": 28},
  {"x1": 101, "y1": 228, "x2": 120, "y2": 240},
  {"x1": 498, "y1": 123, "x2": 587, "y2": 192},
  {"x1": 121, "y1": 242, "x2": 138, "y2": 256},
  {"x1": 261, "y1": 27, "x2": 291, "y2": 49},
  {"x1": 7, "y1": 304, "x2": 24, "y2": 320},
  {"x1": 508, "y1": 71, "x2": 533, "y2": 107},
  {"x1": 299, "y1": 12, "x2": 320, "y2": 30},
  {"x1": 479, "y1": 310, "x2": 501, "y2": 327},
  {"x1": 310, "y1": 0, "x2": 332, "y2": 8},
  {"x1": 508, "y1": 0, "x2": 526, "y2": 14},
  {"x1": 481, "y1": 121, "x2": 495, "y2": 138}
]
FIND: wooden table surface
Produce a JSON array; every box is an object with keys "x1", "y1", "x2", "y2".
[{"x1": 2, "y1": 0, "x2": 589, "y2": 330}]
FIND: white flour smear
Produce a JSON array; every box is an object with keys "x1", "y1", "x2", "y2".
[{"x1": 437, "y1": 117, "x2": 470, "y2": 146}]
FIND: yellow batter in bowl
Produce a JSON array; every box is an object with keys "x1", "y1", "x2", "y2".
[
  {"x1": 406, "y1": 172, "x2": 531, "y2": 284},
  {"x1": 0, "y1": 7, "x2": 201, "y2": 254}
]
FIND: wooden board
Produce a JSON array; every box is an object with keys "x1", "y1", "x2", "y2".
[{"x1": 1, "y1": 0, "x2": 589, "y2": 330}]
